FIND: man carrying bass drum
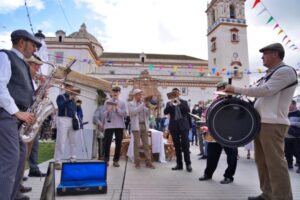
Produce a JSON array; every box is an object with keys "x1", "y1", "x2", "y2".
[{"x1": 224, "y1": 43, "x2": 297, "y2": 200}]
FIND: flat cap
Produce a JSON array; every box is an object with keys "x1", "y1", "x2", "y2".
[
  {"x1": 11, "y1": 29, "x2": 42, "y2": 48},
  {"x1": 132, "y1": 89, "x2": 143, "y2": 95},
  {"x1": 216, "y1": 81, "x2": 228, "y2": 89},
  {"x1": 259, "y1": 43, "x2": 284, "y2": 54},
  {"x1": 112, "y1": 86, "x2": 121, "y2": 92}
]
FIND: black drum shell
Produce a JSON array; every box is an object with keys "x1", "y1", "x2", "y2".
[{"x1": 206, "y1": 97, "x2": 261, "y2": 147}]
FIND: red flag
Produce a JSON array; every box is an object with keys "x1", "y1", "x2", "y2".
[{"x1": 252, "y1": 0, "x2": 261, "y2": 9}]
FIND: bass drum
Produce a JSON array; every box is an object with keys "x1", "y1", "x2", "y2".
[{"x1": 206, "y1": 97, "x2": 261, "y2": 147}]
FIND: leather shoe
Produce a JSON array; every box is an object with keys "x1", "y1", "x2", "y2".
[
  {"x1": 186, "y1": 165, "x2": 192, "y2": 172},
  {"x1": 54, "y1": 162, "x2": 61, "y2": 170},
  {"x1": 248, "y1": 195, "x2": 265, "y2": 200},
  {"x1": 28, "y1": 171, "x2": 47, "y2": 177},
  {"x1": 15, "y1": 194, "x2": 30, "y2": 200},
  {"x1": 220, "y1": 177, "x2": 233, "y2": 184},
  {"x1": 198, "y1": 175, "x2": 212, "y2": 181},
  {"x1": 171, "y1": 165, "x2": 183, "y2": 170},
  {"x1": 20, "y1": 185, "x2": 32, "y2": 193},
  {"x1": 113, "y1": 161, "x2": 120, "y2": 167},
  {"x1": 199, "y1": 155, "x2": 207, "y2": 160}
]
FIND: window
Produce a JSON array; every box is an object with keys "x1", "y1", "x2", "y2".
[
  {"x1": 230, "y1": 5, "x2": 236, "y2": 19},
  {"x1": 212, "y1": 10, "x2": 216, "y2": 24},
  {"x1": 233, "y1": 67, "x2": 239, "y2": 77},
  {"x1": 181, "y1": 87, "x2": 188, "y2": 96},
  {"x1": 210, "y1": 37, "x2": 217, "y2": 52},
  {"x1": 55, "y1": 52, "x2": 64, "y2": 64},
  {"x1": 211, "y1": 42, "x2": 216, "y2": 51},
  {"x1": 59, "y1": 36, "x2": 62, "y2": 42},
  {"x1": 230, "y1": 28, "x2": 239, "y2": 42}
]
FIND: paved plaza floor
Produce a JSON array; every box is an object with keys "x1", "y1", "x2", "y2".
[{"x1": 25, "y1": 145, "x2": 300, "y2": 200}]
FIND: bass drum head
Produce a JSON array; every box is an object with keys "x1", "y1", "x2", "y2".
[{"x1": 207, "y1": 97, "x2": 261, "y2": 147}]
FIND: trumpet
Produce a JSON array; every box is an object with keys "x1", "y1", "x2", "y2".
[
  {"x1": 167, "y1": 91, "x2": 180, "y2": 106},
  {"x1": 171, "y1": 98, "x2": 180, "y2": 106}
]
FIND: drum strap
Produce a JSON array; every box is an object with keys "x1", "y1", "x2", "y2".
[
  {"x1": 252, "y1": 65, "x2": 298, "y2": 105},
  {"x1": 258, "y1": 65, "x2": 298, "y2": 89}
]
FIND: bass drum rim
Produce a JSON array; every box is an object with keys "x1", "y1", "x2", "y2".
[{"x1": 206, "y1": 97, "x2": 261, "y2": 147}]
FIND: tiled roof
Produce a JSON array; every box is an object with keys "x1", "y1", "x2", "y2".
[{"x1": 101, "y1": 52, "x2": 206, "y2": 61}]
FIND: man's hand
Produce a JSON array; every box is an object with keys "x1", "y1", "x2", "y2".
[
  {"x1": 15, "y1": 112, "x2": 35, "y2": 124},
  {"x1": 98, "y1": 122, "x2": 104, "y2": 130},
  {"x1": 107, "y1": 105, "x2": 114, "y2": 112}
]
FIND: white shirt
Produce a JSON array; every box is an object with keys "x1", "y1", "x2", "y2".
[{"x1": 0, "y1": 48, "x2": 24, "y2": 114}]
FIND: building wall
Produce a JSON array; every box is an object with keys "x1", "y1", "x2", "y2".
[
  {"x1": 207, "y1": 0, "x2": 250, "y2": 87},
  {"x1": 207, "y1": 25, "x2": 249, "y2": 86}
]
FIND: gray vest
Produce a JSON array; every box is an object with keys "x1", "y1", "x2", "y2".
[{"x1": 1, "y1": 50, "x2": 34, "y2": 108}]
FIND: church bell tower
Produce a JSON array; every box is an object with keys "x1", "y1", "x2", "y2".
[{"x1": 206, "y1": 0, "x2": 249, "y2": 86}]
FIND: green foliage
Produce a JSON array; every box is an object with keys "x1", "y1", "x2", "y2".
[
  {"x1": 25, "y1": 141, "x2": 55, "y2": 170},
  {"x1": 38, "y1": 142, "x2": 55, "y2": 164}
]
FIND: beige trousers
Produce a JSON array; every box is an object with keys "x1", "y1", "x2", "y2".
[
  {"x1": 133, "y1": 123, "x2": 151, "y2": 164},
  {"x1": 254, "y1": 123, "x2": 293, "y2": 200}
]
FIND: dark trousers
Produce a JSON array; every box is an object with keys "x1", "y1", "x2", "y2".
[
  {"x1": 0, "y1": 109, "x2": 26, "y2": 200},
  {"x1": 284, "y1": 137, "x2": 300, "y2": 167},
  {"x1": 204, "y1": 142, "x2": 238, "y2": 180},
  {"x1": 29, "y1": 134, "x2": 40, "y2": 173},
  {"x1": 170, "y1": 129, "x2": 191, "y2": 166},
  {"x1": 191, "y1": 128, "x2": 197, "y2": 144},
  {"x1": 103, "y1": 128, "x2": 123, "y2": 162}
]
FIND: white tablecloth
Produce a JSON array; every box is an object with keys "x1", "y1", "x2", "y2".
[{"x1": 127, "y1": 129, "x2": 166, "y2": 163}]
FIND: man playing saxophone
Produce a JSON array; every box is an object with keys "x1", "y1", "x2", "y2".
[
  {"x1": 14, "y1": 55, "x2": 46, "y2": 200},
  {"x1": 0, "y1": 29, "x2": 41, "y2": 200},
  {"x1": 25, "y1": 55, "x2": 47, "y2": 177}
]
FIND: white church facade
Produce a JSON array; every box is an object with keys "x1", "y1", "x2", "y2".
[{"x1": 44, "y1": 0, "x2": 252, "y2": 129}]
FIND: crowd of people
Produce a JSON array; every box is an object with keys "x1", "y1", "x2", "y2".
[{"x1": 0, "y1": 28, "x2": 299, "y2": 200}]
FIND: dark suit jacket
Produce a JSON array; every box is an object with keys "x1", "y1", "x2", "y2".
[{"x1": 164, "y1": 99, "x2": 191, "y2": 132}]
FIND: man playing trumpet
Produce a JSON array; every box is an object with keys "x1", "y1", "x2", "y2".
[
  {"x1": 128, "y1": 89, "x2": 155, "y2": 169},
  {"x1": 164, "y1": 88, "x2": 192, "y2": 172},
  {"x1": 54, "y1": 83, "x2": 78, "y2": 170}
]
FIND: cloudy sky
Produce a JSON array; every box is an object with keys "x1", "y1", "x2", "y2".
[{"x1": 0, "y1": 0, "x2": 299, "y2": 73}]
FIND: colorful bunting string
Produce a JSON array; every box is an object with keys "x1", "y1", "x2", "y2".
[{"x1": 251, "y1": 0, "x2": 300, "y2": 52}]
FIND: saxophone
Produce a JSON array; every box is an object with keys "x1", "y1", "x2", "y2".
[
  {"x1": 20, "y1": 98, "x2": 55, "y2": 143},
  {"x1": 19, "y1": 60, "x2": 76, "y2": 143}
]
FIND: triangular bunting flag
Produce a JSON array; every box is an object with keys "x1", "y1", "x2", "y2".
[
  {"x1": 282, "y1": 35, "x2": 288, "y2": 43},
  {"x1": 277, "y1": 29, "x2": 283, "y2": 35},
  {"x1": 252, "y1": 0, "x2": 261, "y2": 9},
  {"x1": 267, "y1": 16, "x2": 274, "y2": 24},
  {"x1": 273, "y1": 24, "x2": 279, "y2": 30}
]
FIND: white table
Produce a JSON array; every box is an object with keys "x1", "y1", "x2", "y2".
[{"x1": 127, "y1": 129, "x2": 166, "y2": 163}]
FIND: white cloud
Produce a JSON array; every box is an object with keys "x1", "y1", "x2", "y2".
[
  {"x1": 75, "y1": 0, "x2": 208, "y2": 58},
  {"x1": 0, "y1": 0, "x2": 44, "y2": 13},
  {"x1": 0, "y1": 31, "x2": 12, "y2": 49}
]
